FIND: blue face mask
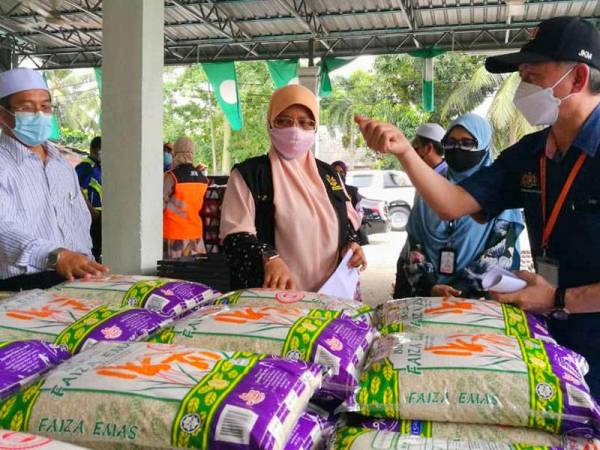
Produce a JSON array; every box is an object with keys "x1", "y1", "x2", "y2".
[
  {"x1": 12, "y1": 112, "x2": 53, "y2": 147},
  {"x1": 164, "y1": 152, "x2": 173, "y2": 170}
]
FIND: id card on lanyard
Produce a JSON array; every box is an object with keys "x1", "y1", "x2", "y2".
[
  {"x1": 439, "y1": 220, "x2": 456, "y2": 275},
  {"x1": 536, "y1": 152, "x2": 587, "y2": 286}
]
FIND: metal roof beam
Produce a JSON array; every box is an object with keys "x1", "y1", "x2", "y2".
[{"x1": 272, "y1": 0, "x2": 330, "y2": 51}]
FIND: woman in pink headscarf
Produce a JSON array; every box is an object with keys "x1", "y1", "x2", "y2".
[{"x1": 219, "y1": 84, "x2": 366, "y2": 292}]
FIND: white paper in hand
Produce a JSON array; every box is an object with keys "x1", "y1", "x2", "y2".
[
  {"x1": 481, "y1": 267, "x2": 527, "y2": 293},
  {"x1": 318, "y1": 250, "x2": 360, "y2": 300}
]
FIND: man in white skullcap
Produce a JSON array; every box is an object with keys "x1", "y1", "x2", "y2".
[
  {"x1": 412, "y1": 122, "x2": 447, "y2": 175},
  {"x1": 0, "y1": 68, "x2": 108, "y2": 290}
]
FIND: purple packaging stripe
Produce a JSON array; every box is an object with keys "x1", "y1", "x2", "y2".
[
  {"x1": 284, "y1": 412, "x2": 322, "y2": 450},
  {"x1": 542, "y1": 341, "x2": 600, "y2": 437},
  {"x1": 148, "y1": 282, "x2": 220, "y2": 317},
  {"x1": 309, "y1": 318, "x2": 373, "y2": 392},
  {"x1": 76, "y1": 310, "x2": 170, "y2": 353},
  {"x1": 0, "y1": 340, "x2": 70, "y2": 400},
  {"x1": 209, "y1": 357, "x2": 321, "y2": 450},
  {"x1": 526, "y1": 313, "x2": 553, "y2": 341}
]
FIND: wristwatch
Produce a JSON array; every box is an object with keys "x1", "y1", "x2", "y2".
[
  {"x1": 262, "y1": 249, "x2": 279, "y2": 265},
  {"x1": 47, "y1": 248, "x2": 67, "y2": 270},
  {"x1": 550, "y1": 287, "x2": 569, "y2": 320}
]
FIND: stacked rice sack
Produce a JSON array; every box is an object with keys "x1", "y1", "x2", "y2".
[
  {"x1": 0, "y1": 289, "x2": 172, "y2": 354},
  {"x1": 48, "y1": 275, "x2": 221, "y2": 318},
  {"x1": 0, "y1": 341, "x2": 323, "y2": 450},
  {"x1": 335, "y1": 296, "x2": 600, "y2": 449},
  {"x1": 0, "y1": 430, "x2": 90, "y2": 449}
]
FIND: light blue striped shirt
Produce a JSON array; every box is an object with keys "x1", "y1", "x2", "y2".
[{"x1": 0, "y1": 133, "x2": 92, "y2": 279}]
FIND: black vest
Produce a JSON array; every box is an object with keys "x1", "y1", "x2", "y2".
[
  {"x1": 170, "y1": 163, "x2": 208, "y2": 184},
  {"x1": 234, "y1": 155, "x2": 349, "y2": 249}
]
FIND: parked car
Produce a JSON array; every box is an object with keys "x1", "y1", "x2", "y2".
[
  {"x1": 359, "y1": 198, "x2": 391, "y2": 241},
  {"x1": 347, "y1": 170, "x2": 415, "y2": 231}
]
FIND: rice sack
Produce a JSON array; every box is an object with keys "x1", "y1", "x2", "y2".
[
  {"x1": 0, "y1": 289, "x2": 171, "y2": 354},
  {"x1": 49, "y1": 275, "x2": 220, "y2": 318},
  {"x1": 0, "y1": 341, "x2": 323, "y2": 450},
  {"x1": 0, "y1": 340, "x2": 70, "y2": 400},
  {"x1": 329, "y1": 427, "x2": 562, "y2": 450},
  {"x1": 378, "y1": 297, "x2": 553, "y2": 341},
  {"x1": 341, "y1": 333, "x2": 600, "y2": 436},
  {"x1": 0, "y1": 430, "x2": 90, "y2": 449},
  {"x1": 151, "y1": 305, "x2": 375, "y2": 396},
  {"x1": 348, "y1": 416, "x2": 600, "y2": 449},
  {"x1": 215, "y1": 289, "x2": 374, "y2": 324},
  {"x1": 285, "y1": 410, "x2": 335, "y2": 450}
]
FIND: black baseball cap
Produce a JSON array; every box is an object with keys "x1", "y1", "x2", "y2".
[{"x1": 485, "y1": 16, "x2": 600, "y2": 73}]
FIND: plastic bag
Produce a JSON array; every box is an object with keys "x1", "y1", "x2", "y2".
[
  {"x1": 0, "y1": 341, "x2": 323, "y2": 450},
  {"x1": 378, "y1": 297, "x2": 554, "y2": 342},
  {"x1": 49, "y1": 275, "x2": 220, "y2": 318},
  {"x1": 340, "y1": 333, "x2": 600, "y2": 437}
]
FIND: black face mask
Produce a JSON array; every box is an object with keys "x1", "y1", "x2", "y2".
[{"x1": 445, "y1": 148, "x2": 486, "y2": 173}]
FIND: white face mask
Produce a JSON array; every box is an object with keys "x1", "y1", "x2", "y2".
[{"x1": 513, "y1": 66, "x2": 576, "y2": 126}]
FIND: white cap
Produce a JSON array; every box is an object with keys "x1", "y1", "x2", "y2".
[
  {"x1": 415, "y1": 123, "x2": 445, "y2": 143},
  {"x1": 0, "y1": 68, "x2": 48, "y2": 99}
]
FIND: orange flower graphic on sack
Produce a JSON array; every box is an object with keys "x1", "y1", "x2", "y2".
[
  {"x1": 425, "y1": 334, "x2": 513, "y2": 357},
  {"x1": 424, "y1": 298, "x2": 473, "y2": 315}
]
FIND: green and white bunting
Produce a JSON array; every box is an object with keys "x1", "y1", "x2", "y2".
[
  {"x1": 409, "y1": 47, "x2": 446, "y2": 112},
  {"x1": 318, "y1": 57, "x2": 354, "y2": 97},
  {"x1": 201, "y1": 62, "x2": 243, "y2": 131},
  {"x1": 266, "y1": 59, "x2": 299, "y2": 88}
]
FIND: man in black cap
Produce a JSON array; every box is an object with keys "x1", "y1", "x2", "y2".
[{"x1": 355, "y1": 16, "x2": 600, "y2": 398}]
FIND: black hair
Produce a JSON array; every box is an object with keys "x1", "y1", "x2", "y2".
[
  {"x1": 415, "y1": 135, "x2": 444, "y2": 156},
  {"x1": 90, "y1": 136, "x2": 101, "y2": 152}
]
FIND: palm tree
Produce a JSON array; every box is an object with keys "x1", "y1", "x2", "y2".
[
  {"x1": 323, "y1": 95, "x2": 361, "y2": 168},
  {"x1": 441, "y1": 66, "x2": 535, "y2": 153}
]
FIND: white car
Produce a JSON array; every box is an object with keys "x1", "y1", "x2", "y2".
[{"x1": 346, "y1": 169, "x2": 415, "y2": 231}]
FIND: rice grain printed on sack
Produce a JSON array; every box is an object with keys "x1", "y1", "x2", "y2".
[
  {"x1": 328, "y1": 427, "x2": 562, "y2": 450},
  {"x1": 377, "y1": 297, "x2": 553, "y2": 341},
  {"x1": 341, "y1": 333, "x2": 600, "y2": 437},
  {"x1": 49, "y1": 275, "x2": 220, "y2": 318},
  {"x1": 214, "y1": 289, "x2": 374, "y2": 324},
  {"x1": 150, "y1": 304, "x2": 375, "y2": 396},
  {"x1": 0, "y1": 341, "x2": 323, "y2": 450}
]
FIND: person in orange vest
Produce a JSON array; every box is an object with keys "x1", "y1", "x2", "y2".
[{"x1": 163, "y1": 136, "x2": 208, "y2": 258}]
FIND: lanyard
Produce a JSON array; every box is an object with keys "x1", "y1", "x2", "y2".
[{"x1": 539, "y1": 152, "x2": 587, "y2": 253}]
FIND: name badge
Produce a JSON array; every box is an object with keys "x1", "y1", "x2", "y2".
[
  {"x1": 439, "y1": 246, "x2": 456, "y2": 275},
  {"x1": 536, "y1": 256, "x2": 559, "y2": 287}
]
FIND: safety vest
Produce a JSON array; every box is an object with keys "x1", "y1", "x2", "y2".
[
  {"x1": 163, "y1": 163, "x2": 208, "y2": 240},
  {"x1": 77, "y1": 157, "x2": 103, "y2": 210}
]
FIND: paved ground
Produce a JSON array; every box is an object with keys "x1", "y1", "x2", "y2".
[{"x1": 360, "y1": 231, "x2": 407, "y2": 308}]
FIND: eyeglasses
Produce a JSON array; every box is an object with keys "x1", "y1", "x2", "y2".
[
  {"x1": 442, "y1": 137, "x2": 478, "y2": 151},
  {"x1": 273, "y1": 116, "x2": 317, "y2": 131},
  {"x1": 11, "y1": 105, "x2": 55, "y2": 115}
]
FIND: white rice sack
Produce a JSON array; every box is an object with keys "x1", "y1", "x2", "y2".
[
  {"x1": 49, "y1": 275, "x2": 220, "y2": 318},
  {"x1": 0, "y1": 430, "x2": 90, "y2": 449},
  {"x1": 151, "y1": 304, "x2": 375, "y2": 397},
  {"x1": 328, "y1": 427, "x2": 562, "y2": 450},
  {"x1": 215, "y1": 289, "x2": 374, "y2": 324},
  {"x1": 0, "y1": 290, "x2": 105, "y2": 341},
  {"x1": 341, "y1": 333, "x2": 600, "y2": 437},
  {"x1": 349, "y1": 416, "x2": 600, "y2": 449},
  {"x1": 0, "y1": 290, "x2": 172, "y2": 354},
  {"x1": 378, "y1": 297, "x2": 554, "y2": 341},
  {"x1": 0, "y1": 341, "x2": 323, "y2": 450}
]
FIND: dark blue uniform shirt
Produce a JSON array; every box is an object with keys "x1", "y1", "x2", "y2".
[{"x1": 461, "y1": 103, "x2": 600, "y2": 398}]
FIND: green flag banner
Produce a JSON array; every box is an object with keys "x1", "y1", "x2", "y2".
[
  {"x1": 409, "y1": 47, "x2": 446, "y2": 113},
  {"x1": 42, "y1": 73, "x2": 61, "y2": 141},
  {"x1": 94, "y1": 67, "x2": 102, "y2": 129},
  {"x1": 201, "y1": 62, "x2": 243, "y2": 131},
  {"x1": 266, "y1": 59, "x2": 299, "y2": 88},
  {"x1": 318, "y1": 57, "x2": 354, "y2": 97}
]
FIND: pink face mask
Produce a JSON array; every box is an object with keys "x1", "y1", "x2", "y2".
[{"x1": 269, "y1": 126, "x2": 316, "y2": 160}]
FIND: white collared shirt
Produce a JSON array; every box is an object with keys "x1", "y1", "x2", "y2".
[{"x1": 0, "y1": 133, "x2": 92, "y2": 279}]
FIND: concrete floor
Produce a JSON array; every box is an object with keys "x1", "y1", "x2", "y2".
[{"x1": 360, "y1": 231, "x2": 407, "y2": 308}]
